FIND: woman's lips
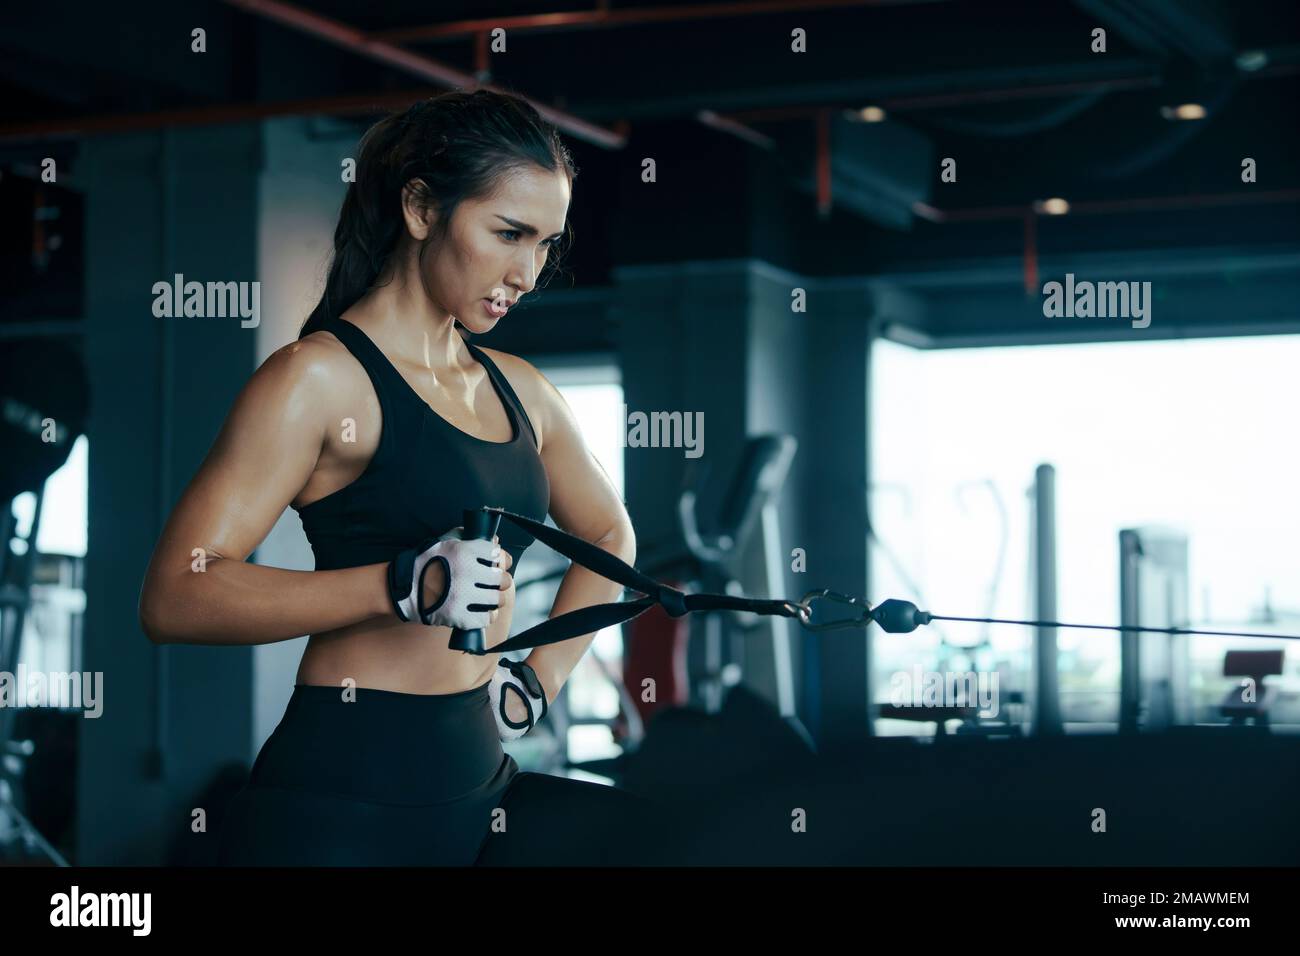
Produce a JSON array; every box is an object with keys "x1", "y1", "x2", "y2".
[{"x1": 483, "y1": 298, "x2": 509, "y2": 318}]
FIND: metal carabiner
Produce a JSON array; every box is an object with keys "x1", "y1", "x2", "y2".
[{"x1": 797, "y1": 589, "x2": 874, "y2": 631}]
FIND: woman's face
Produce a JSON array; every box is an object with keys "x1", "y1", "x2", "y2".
[{"x1": 418, "y1": 164, "x2": 571, "y2": 335}]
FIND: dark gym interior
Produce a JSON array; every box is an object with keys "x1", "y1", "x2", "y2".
[{"x1": 2, "y1": 0, "x2": 1298, "y2": 885}]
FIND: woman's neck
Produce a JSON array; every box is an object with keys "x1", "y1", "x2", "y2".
[{"x1": 350, "y1": 281, "x2": 466, "y2": 374}]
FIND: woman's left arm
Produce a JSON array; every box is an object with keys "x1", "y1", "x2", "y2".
[{"x1": 515, "y1": 360, "x2": 635, "y2": 703}]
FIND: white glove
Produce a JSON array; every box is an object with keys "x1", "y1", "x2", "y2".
[
  {"x1": 490, "y1": 659, "x2": 549, "y2": 741},
  {"x1": 387, "y1": 529, "x2": 502, "y2": 628}
]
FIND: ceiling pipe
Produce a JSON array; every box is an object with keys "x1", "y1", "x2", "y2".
[
  {"x1": 0, "y1": 71, "x2": 1172, "y2": 149},
  {"x1": 220, "y1": 0, "x2": 627, "y2": 149},
  {"x1": 720, "y1": 74, "x2": 1161, "y2": 124},
  {"x1": 370, "y1": 0, "x2": 944, "y2": 43},
  {"x1": 0, "y1": 90, "x2": 440, "y2": 144},
  {"x1": 912, "y1": 189, "x2": 1300, "y2": 225},
  {"x1": 922, "y1": 189, "x2": 1300, "y2": 297},
  {"x1": 696, "y1": 110, "x2": 775, "y2": 149}
]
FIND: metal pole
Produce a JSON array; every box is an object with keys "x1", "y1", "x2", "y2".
[
  {"x1": 1118, "y1": 530, "x2": 1142, "y2": 733},
  {"x1": 1032, "y1": 464, "x2": 1062, "y2": 735}
]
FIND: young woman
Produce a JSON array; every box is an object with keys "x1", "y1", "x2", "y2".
[{"x1": 139, "y1": 89, "x2": 665, "y2": 866}]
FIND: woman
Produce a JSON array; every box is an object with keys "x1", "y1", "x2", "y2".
[{"x1": 139, "y1": 89, "x2": 664, "y2": 866}]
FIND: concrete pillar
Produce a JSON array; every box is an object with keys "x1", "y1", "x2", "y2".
[
  {"x1": 251, "y1": 116, "x2": 354, "y2": 753},
  {"x1": 801, "y1": 285, "x2": 873, "y2": 748},
  {"x1": 615, "y1": 258, "x2": 872, "y2": 746},
  {"x1": 80, "y1": 124, "x2": 259, "y2": 863}
]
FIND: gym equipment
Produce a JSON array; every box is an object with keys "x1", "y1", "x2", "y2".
[
  {"x1": 875, "y1": 702, "x2": 982, "y2": 737},
  {"x1": 1219, "y1": 649, "x2": 1285, "y2": 728},
  {"x1": 1119, "y1": 527, "x2": 1191, "y2": 733},
  {"x1": 433, "y1": 489, "x2": 1300, "y2": 866},
  {"x1": 449, "y1": 467, "x2": 1299, "y2": 802},
  {"x1": 448, "y1": 507, "x2": 501, "y2": 654},
  {"x1": 0, "y1": 491, "x2": 70, "y2": 866},
  {"x1": 621, "y1": 591, "x2": 689, "y2": 729},
  {"x1": 448, "y1": 507, "x2": 1300, "y2": 661},
  {"x1": 0, "y1": 337, "x2": 89, "y2": 866},
  {"x1": 867, "y1": 477, "x2": 1028, "y2": 739},
  {"x1": 675, "y1": 434, "x2": 798, "y2": 714},
  {"x1": 506, "y1": 434, "x2": 800, "y2": 755}
]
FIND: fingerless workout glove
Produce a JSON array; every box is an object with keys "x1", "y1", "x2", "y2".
[
  {"x1": 489, "y1": 658, "x2": 549, "y2": 741},
  {"x1": 387, "y1": 530, "x2": 502, "y2": 629}
]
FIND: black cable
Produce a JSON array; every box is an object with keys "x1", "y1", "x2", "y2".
[{"x1": 928, "y1": 613, "x2": 1300, "y2": 641}]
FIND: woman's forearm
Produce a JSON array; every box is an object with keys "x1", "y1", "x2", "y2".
[
  {"x1": 140, "y1": 557, "x2": 393, "y2": 646},
  {"x1": 524, "y1": 532, "x2": 635, "y2": 702}
]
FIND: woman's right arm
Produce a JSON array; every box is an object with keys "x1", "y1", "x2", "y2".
[{"x1": 138, "y1": 337, "x2": 408, "y2": 646}]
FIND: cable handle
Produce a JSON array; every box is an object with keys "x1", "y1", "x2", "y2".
[{"x1": 448, "y1": 507, "x2": 502, "y2": 655}]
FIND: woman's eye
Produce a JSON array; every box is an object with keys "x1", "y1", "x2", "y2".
[{"x1": 500, "y1": 230, "x2": 558, "y2": 248}]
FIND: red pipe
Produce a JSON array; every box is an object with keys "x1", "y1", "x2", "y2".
[
  {"x1": 0, "y1": 90, "x2": 440, "y2": 144},
  {"x1": 816, "y1": 108, "x2": 832, "y2": 218},
  {"x1": 371, "y1": 0, "x2": 940, "y2": 43},
  {"x1": 1023, "y1": 210, "x2": 1037, "y2": 296},
  {"x1": 220, "y1": 0, "x2": 626, "y2": 148},
  {"x1": 475, "y1": 31, "x2": 490, "y2": 79}
]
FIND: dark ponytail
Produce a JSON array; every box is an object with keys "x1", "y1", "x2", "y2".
[{"x1": 299, "y1": 88, "x2": 578, "y2": 339}]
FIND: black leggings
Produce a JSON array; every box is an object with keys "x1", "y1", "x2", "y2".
[{"x1": 217, "y1": 681, "x2": 666, "y2": 866}]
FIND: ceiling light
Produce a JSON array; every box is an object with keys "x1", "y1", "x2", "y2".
[{"x1": 1161, "y1": 103, "x2": 1206, "y2": 121}]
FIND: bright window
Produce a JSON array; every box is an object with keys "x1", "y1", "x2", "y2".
[
  {"x1": 10, "y1": 434, "x2": 88, "y2": 684},
  {"x1": 508, "y1": 361, "x2": 627, "y2": 769},
  {"x1": 870, "y1": 335, "x2": 1300, "y2": 734}
]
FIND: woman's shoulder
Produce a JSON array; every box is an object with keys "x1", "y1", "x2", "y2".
[
  {"x1": 265, "y1": 329, "x2": 362, "y2": 388},
  {"x1": 475, "y1": 346, "x2": 554, "y2": 444},
  {"x1": 243, "y1": 330, "x2": 369, "y2": 425}
]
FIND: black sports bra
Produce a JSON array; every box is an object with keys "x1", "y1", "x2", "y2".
[{"x1": 293, "y1": 316, "x2": 551, "y2": 573}]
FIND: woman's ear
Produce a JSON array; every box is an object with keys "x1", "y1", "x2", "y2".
[{"x1": 400, "y1": 178, "x2": 436, "y2": 240}]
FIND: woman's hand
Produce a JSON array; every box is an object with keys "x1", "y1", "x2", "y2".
[
  {"x1": 488, "y1": 548, "x2": 529, "y2": 724},
  {"x1": 490, "y1": 543, "x2": 514, "y2": 632},
  {"x1": 489, "y1": 657, "x2": 549, "y2": 740},
  {"x1": 391, "y1": 531, "x2": 501, "y2": 629},
  {"x1": 502, "y1": 681, "x2": 528, "y2": 726},
  {"x1": 408, "y1": 530, "x2": 509, "y2": 629}
]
